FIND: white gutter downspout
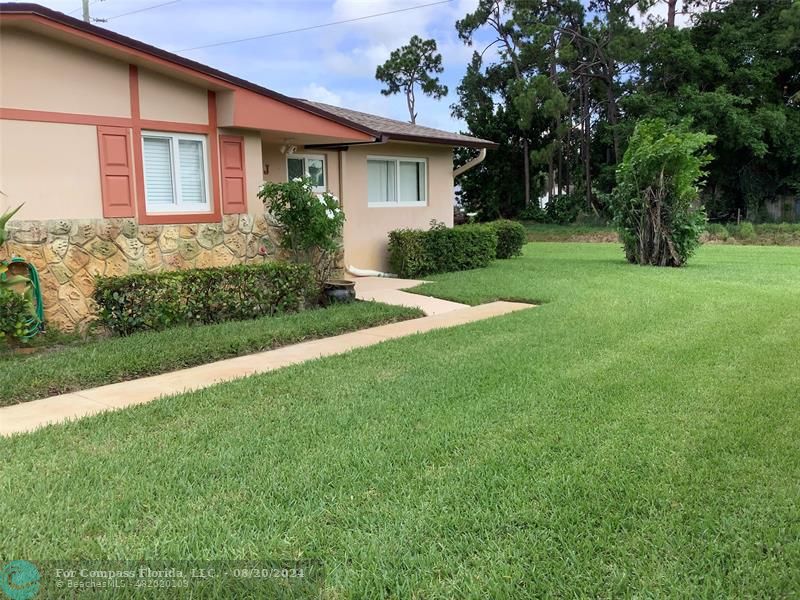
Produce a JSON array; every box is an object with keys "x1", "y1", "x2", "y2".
[{"x1": 452, "y1": 148, "x2": 487, "y2": 178}]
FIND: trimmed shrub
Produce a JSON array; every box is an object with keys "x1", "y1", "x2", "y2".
[
  {"x1": 94, "y1": 262, "x2": 316, "y2": 336},
  {"x1": 388, "y1": 222, "x2": 496, "y2": 278},
  {"x1": 0, "y1": 286, "x2": 32, "y2": 345},
  {"x1": 387, "y1": 230, "x2": 434, "y2": 278},
  {"x1": 487, "y1": 220, "x2": 526, "y2": 258}
]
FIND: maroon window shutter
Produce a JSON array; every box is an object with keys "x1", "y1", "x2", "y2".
[
  {"x1": 220, "y1": 135, "x2": 247, "y2": 214},
  {"x1": 97, "y1": 126, "x2": 136, "y2": 218}
]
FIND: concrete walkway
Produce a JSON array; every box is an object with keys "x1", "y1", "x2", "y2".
[
  {"x1": 352, "y1": 277, "x2": 468, "y2": 316},
  {"x1": 0, "y1": 278, "x2": 533, "y2": 436}
]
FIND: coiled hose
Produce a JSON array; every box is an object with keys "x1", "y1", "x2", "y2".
[{"x1": 1, "y1": 257, "x2": 44, "y2": 340}]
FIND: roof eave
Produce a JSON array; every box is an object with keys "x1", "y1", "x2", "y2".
[
  {"x1": 384, "y1": 132, "x2": 499, "y2": 150},
  {"x1": 0, "y1": 3, "x2": 381, "y2": 140}
]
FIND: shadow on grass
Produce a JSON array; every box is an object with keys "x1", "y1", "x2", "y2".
[{"x1": 404, "y1": 284, "x2": 545, "y2": 308}]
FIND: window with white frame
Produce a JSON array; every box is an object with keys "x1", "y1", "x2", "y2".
[
  {"x1": 142, "y1": 131, "x2": 210, "y2": 213},
  {"x1": 367, "y1": 156, "x2": 427, "y2": 206},
  {"x1": 287, "y1": 154, "x2": 326, "y2": 192}
]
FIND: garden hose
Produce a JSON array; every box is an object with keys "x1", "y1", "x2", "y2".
[{"x1": 1, "y1": 257, "x2": 44, "y2": 340}]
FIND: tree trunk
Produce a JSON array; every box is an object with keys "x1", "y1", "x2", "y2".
[
  {"x1": 566, "y1": 97, "x2": 573, "y2": 200},
  {"x1": 557, "y1": 146, "x2": 563, "y2": 201},
  {"x1": 406, "y1": 87, "x2": 416, "y2": 124},
  {"x1": 497, "y1": 7, "x2": 530, "y2": 209},
  {"x1": 603, "y1": 22, "x2": 621, "y2": 164},
  {"x1": 666, "y1": 0, "x2": 678, "y2": 27},
  {"x1": 523, "y1": 140, "x2": 531, "y2": 208},
  {"x1": 631, "y1": 173, "x2": 685, "y2": 267},
  {"x1": 566, "y1": 155, "x2": 571, "y2": 202},
  {"x1": 550, "y1": 32, "x2": 560, "y2": 203},
  {"x1": 605, "y1": 71, "x2": 620, "y2": 163},
  {"x1": 581, "y1": 72, "x2": 592, "y2": 210}
]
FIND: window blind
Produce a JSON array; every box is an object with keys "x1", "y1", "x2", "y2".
[
  {"x1": 142, "y1": 137, "x2": 175, "y2": 204},
  {"x1": 178, "y1": 139, "x2": 206, "y2": 205}
]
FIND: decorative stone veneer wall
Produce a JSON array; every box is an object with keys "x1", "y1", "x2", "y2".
[{"x1": 1, "y1": 215, "x2": 282, "y2": 333}]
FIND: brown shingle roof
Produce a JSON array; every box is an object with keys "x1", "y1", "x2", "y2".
[{"x1": 300, "y1": 101, "x2": 497, "y2": 149}]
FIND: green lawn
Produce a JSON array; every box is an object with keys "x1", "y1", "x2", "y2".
[
  {"x1": 0, "y1": 301, "x2": 421, "y2": 406},
  {"x1": 2, "y1": 243, "x2": 799, "y2": 597}
]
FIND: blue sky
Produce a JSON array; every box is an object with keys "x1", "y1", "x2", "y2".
[{"x1": 38, "y1": 0, "x2": 496, "y2": 133}]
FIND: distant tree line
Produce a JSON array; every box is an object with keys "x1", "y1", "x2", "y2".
[{"x1": 451, "y1": 0, "x2": 800, "y2": 223}]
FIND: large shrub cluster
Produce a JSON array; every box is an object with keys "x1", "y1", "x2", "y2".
[
  {"x1": 388, "y1": 220, "x2": 525, "y2": 278},
  {"x1": 94, "y1": 262, "x2": 316, "y2": 335},
  {"x1": 611, "y1": 119, "x2": 714, "y2": 267}
]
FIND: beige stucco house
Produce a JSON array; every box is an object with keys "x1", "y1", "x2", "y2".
[{"x1": 0, "y1": 3, "x2": 495, "y2": 331}]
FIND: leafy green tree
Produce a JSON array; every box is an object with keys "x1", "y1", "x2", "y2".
[
  {"x1": 511, "y1": 0, "x2": 580, "y2": 207},
  {"x1": 452, "y1": 54, "x2": 534, "y2": 219},
  {"x1": 624, "y1": 0, "x2": 800, "y2": 220},
  {"x1": 457, "y1": 0, "x2": 534, "y2": 208},
  {"x1": 452, "y1": 0, "x2": 797, "y2": 224},
  {"x1": 454, "y1": 0, "x2": 644, "y2": 217},
  {"x1": 611, "y1": 119, "x2": 714, "y2": 266},
  {"x1": 511, "y1": 74, "x2": 568, "y2": 203},
  {"x1": 375, "y1": 35, "x2": 448, "y2": 124}
]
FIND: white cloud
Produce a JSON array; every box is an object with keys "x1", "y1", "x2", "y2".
[
  {"x1": 299, "y1": 83, "x2": 343, "y2": 105},
  {"x1": 330, "y1": 0, "x2": 440, "y2": 47},
  {"x1": 324, "y1": 43, "x2": 391, "y2": 76}
]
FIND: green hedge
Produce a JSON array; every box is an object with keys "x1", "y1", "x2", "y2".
[
  {"x1": 388, "y1": 223, "x2": 497, "y2": 278},
  {"x1": 94, "y1": 262, "x2": 317, "y2": 335},
  {"x1": 704, "y1": 222, "x2": 800, "y2": 245},
  {"x1": 487, "y1": 220, "x2": 527, "y2": 259}
]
